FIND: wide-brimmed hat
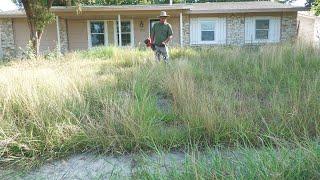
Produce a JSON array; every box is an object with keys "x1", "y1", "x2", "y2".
[{"x1": 157, "y1": 11, "x2": 170, "y2": 18}]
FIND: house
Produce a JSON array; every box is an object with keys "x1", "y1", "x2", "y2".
[{"x1": 0, "y1": 1, "x2": 305, "y2": 58}]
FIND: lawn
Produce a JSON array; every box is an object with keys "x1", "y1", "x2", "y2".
[{"x1": 0, "y1": 43, "x2": 319, "y2": 178}]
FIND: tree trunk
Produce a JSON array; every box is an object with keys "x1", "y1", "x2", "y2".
[
  {"x1": 28, "y1": 21, "x2": 42, "y2": 57},
  {"x1": 30, "y1": 30, "x2": 43, "y2": 57},
  {"x1": 21, "y1": 0, "x2": 53, "y2": 58}
]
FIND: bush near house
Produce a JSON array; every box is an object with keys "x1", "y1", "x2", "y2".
[{"x1": 0, "y1": 43, "x2": 319, "y2": 178}]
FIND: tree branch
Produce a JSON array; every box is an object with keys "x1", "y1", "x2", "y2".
[{"x1": 47, "y1": 0, "x2": 55, "y2": 9}]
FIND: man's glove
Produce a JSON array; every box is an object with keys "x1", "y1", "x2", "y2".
[
  {"x1": 144, "y1": 38, "x2": 151, "y2": 46},
  {"x1": 144, "y1": 38, "x2": 156, "y2": 51}
]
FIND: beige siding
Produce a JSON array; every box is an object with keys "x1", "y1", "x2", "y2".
[
  {"x1": 167, "y1": 17, "x2": 180, "y2": 45},
  {"x1": 13, "y1": 18, "x2": 57, "y2": 53},
  {"x1": 298, "y1": 15, "x2": 315, "y2": 43},
  {"x1": 67, "y1": 20, "x2": 88, "y2": 51},
  {"x1": 41, "y1": 22, "x2": 58, "y2": 52},
  {"x1": 134, "y1": 18, "x2": 148, "y2": 46}
]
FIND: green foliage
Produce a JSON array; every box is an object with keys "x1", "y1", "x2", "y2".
[
  {"x1": 13, "y1": 0, "x2": 55, "y2": 32},
  {"x1": 32, "y1": 3, "x2": 55, "y2": 32},
  {"x1": 51, "y1": 0, "x2": 259, "y2": 5},
  {"x1": 314, "y1": 0, "x2": 320, "y2": 15}
]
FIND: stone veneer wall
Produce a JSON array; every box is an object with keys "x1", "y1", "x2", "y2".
[
  {"x1": 0, "y1": 18, "x2": 15, "y2": 59},
  {"x1": 58, "y1": 17, "x2": 69, "y2": 53},
  {"x1": 281, "y1": 13, "x2": 297, "y2": 42},
  {"x1": 182, "y1": 14, "x2": 190, "y2": 46},
  {"x1": 226, "y1": 14, "x2": 245, "y2": 45}
]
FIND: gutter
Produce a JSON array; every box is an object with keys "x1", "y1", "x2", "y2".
[
  {"x1": 51, "y1": 5, "x2": 190, "y2": 12},
  {"x1": 187, "y1": 7, "x2": 309, "y2": 14}
]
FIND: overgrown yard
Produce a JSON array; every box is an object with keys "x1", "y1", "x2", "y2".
[{"x1": 0, "y1": 43, "x2": 319, "y2": 179}]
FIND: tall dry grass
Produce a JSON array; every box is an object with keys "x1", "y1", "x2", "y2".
[{"x1": 0, "y1": 44, "x2": 319, "y2": 169}]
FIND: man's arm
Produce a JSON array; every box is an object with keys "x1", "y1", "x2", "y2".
[{"x1": 162, "y1": 35, "x2": 173, "y2": 44}]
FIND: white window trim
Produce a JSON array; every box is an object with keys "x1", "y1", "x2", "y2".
[
  {"x1": 255, "y1": 19, "x2": 270, "y2": 40},
  {"x1": 87, "y1": 20, "x2": 109, "y2": 48},
  {"x1": 198, "y1": 19, "x2": 217, "y2": 44},
  {"x1": 131, "y1": 19, "x2": 134, "y2": 47},
  {"x1": 113, "y1": 19, "x2": 134, "y2": 47},
  {"x1": 254, "y1": 18, "x2": 271, "y2": 42},
  {"x1": 190, "y1": 17, "x2": 226, "y2": 45},
  {"x1": 245, "y1": 16, "x2": 281, "y2": 44}
]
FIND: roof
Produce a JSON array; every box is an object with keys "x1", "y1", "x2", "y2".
[
  {"x1": 188, "y1": 1, "x2": 307, "y2": 14},
  {"x1": 0, "y1": 2, "x2": 307, "y2": 18},
  {"x1": 0, "y1": 9, "x2": 25, "y2": 18}
]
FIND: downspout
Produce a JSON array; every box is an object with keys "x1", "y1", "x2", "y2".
[
  {"x1": 0, "y1": 19, "x2": 2, "y2": 59},
  {"x1": 180, "y1": 12, "x2": 183, "y2": 47},
  {"x1": 118, "y1": 14, "x2": 122, "y2": 46},
  {"x1": 56, "y1": 16, "x2": 61, "y2": 54}
]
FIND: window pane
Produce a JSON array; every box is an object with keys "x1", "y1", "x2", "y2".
[
  {"x1": 117, "y1": 21, "x2": 131, "y2": 33},
  {"x1": 91, "y1": 22, "x2": 104, "y2": 33},
  {"x1": 122, "y1": 34, "x2": 131, "y2": 46},
  {"x1": 201, "y1": 22, "x2": 214, "y2": 31},
  {"x1": 121, "y1": 22, "x2": 131, "y2": 32},
  {"x1": 201, "y1": 31, "x2": 214, "y2": 41},
  {"x1": 255, "y1": 30, "x2": 269, "y2": 40},
  {"x1": 91, "y1": 34, "x2": 104, "y2": 47},
  {"x1": 117, "y1": 33, "x2": 131, "y2": 46},
  {"x1": 256, "y1": 20, "x2": 269, "y2": 30}
]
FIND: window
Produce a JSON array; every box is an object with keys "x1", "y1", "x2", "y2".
[
  {"x1": 245, "y1": 17, "x2": 280, "y2": 44},
  {"x1": 116, "y1": 21, "x2": 132, "y2": 46},
  {"x1": 88, "y1": 21, "x2": 108, "y2": 48},
  {"x1": 90, "y1": 21, "x2": 105, "y2": 47},
  {"x1": 200, "y1": 21, "x2": 215, "y2": 41},
  {"x1": 150, "y1": 19, "x2": 160, "y2": 34},
  {"x1": 255, "y1": 20, "x2": 269, "y2": 40},
  {"x1": 190, "y1": 17, "x2": 226, "y2": 45}
]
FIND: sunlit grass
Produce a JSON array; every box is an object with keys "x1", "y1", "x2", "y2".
[{"x1": 0, "y1": 44, "x2": 319, "y2": 178}]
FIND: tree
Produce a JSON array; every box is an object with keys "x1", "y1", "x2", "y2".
[
  {"x1": 13, "y1": 0, "x2": 56, "y2": 56},
  {"x1": 13, "y1": 0, "x2": 90, "y2": 57},
  {"x1": 313, "y1": 0, "x2": 320, "y2": 15}
]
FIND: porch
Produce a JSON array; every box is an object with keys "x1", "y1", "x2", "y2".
[{"x1": 55, "y1": 10, "x2": 185, "y2": 52}]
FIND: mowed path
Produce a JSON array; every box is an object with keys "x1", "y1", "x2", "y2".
[{"x1": 1, "y1": 152, "x2": 187, "y2": 179}]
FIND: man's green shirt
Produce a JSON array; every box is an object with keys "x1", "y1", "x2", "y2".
[{"x1": 151, "y1": 22, "x2": 173, "y2": 46}]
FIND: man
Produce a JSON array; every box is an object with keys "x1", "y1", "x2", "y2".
[{"x1": 150, "y1": 11, "x2": 173, "y2": 63}]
